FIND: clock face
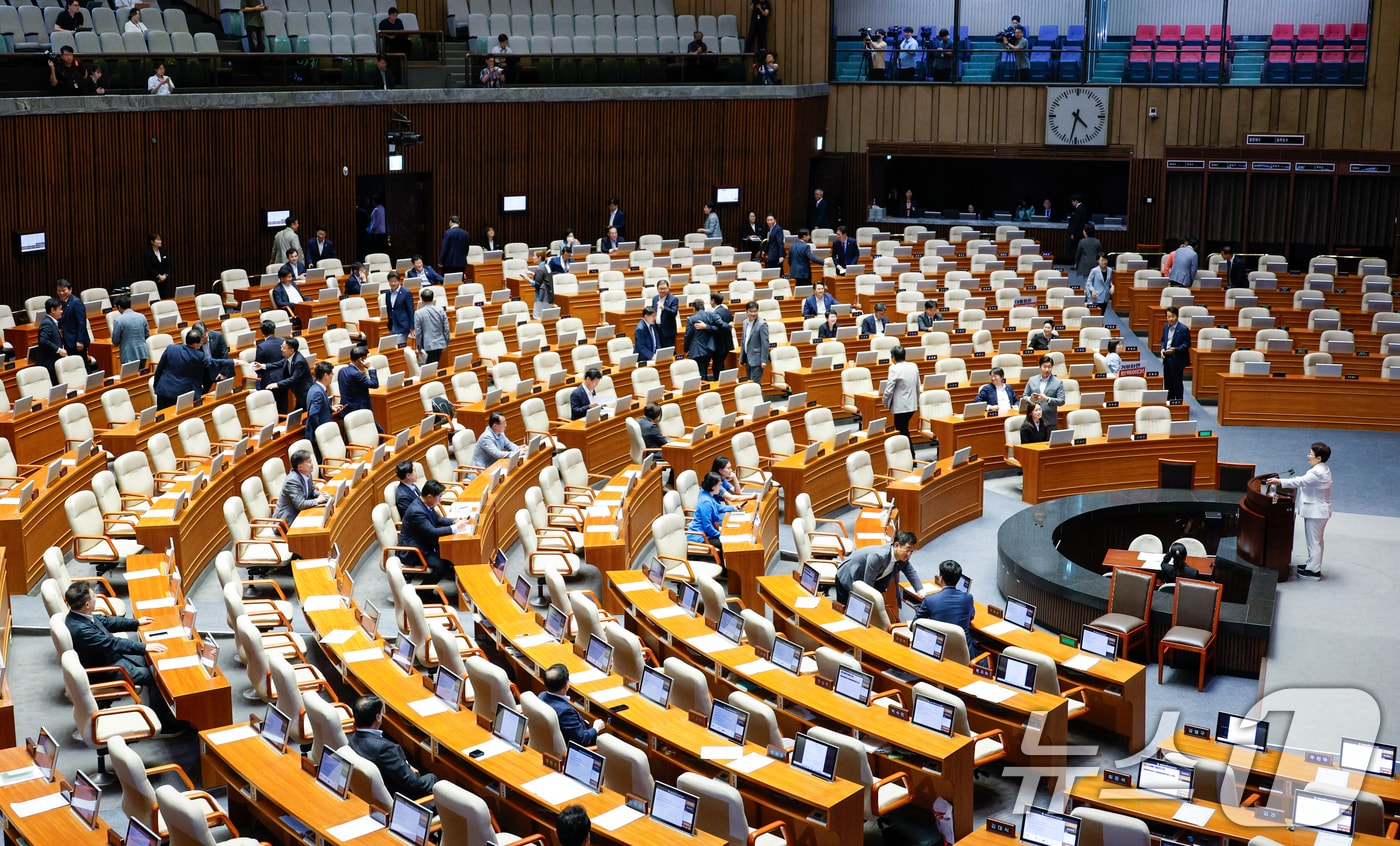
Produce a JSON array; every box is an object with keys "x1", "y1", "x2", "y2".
[{"x1": 1046, "y1": 87, "x2": 1109, "y2": 146}]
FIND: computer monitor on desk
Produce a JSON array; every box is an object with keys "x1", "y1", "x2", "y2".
[
  {"x1": 1293, "y1": 789, "x2": 1356, "y2": 835},
  {"x1": 995, "y1": 653, "x2": 1038, "y2": 693},
  {"x1": 1215, "y1": 712, "x2": 1268, "y2": 752},
  {"x1": 1339, "y1": 737, "x2": 1397, "y2": 778},
  {"x1": 34, "y1": 726, "x2": 59, "y2": 782},
  {"x1": 563, "y1": 742, "x2": 606, "y2": 793},
  {"x1": 833, "y1": 666, "x2": 874, "y2": 706},
  {"x1": 910, "y1": 624, "x2": 946, "y2": 661},
  {"x1": 68, "y1": 770, "x2": 100, "y2": 829},
  {"x1": 911, "y1": 694, "x2": 955, "y2": 737},
  {"x1": 1138, "y1": 757, "x2": 1194, "y2": 800},
  {"x1": 843, "y1": 592, "x2": 873, "y2": 628},
  {"x1": 707, "y1": 700, "x2": 749, "y2": 745},
  {"x1": 1079, "y1": 626, "x2": 1119, "y2": 661},
  {"x1": 125, "y1": 819, "x2": 160, "y2": 846},
  {"x1": 638, "y1": 665, "x2": 674, "y2": 708},
  {"x1": 791, "y1": 732, "x2": 839, "y2": 781},
  {"x1": 315, "y1": 748, "x2": 353, "y2": 798},
  {"x1": 650, "y1": 783, "x2": 701, "y2": 834},
  {"x1": 387, "y1": 794, "x2": 434, "y2": 846},
  {"x1": 1021, "y1": 806, "x2": 1080, "y2": 846},
  {"x1": 771, "y1": 636, "x2": 805, "y2": 675},
  {"x1": 260, "y1": 705, "x2": 291, "y2": 753}
]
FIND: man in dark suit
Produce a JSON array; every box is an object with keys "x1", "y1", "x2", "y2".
[
  {"x1": 916, "y1": 299, "x2": 940, "y2": 331},
  {"x1": 597, "y1": 226, "x2": 622, "y2": 254},
  {"x1": 153, "y1": 325, "x2": 235, "y2": 409},
  {"x1": 279, "y1": 248, "x2": 307, "y2": 280},
  {"x1": 787, "y1": 228, "x2": 814, "y2": 285},
  {"x1": 64, "y1": 583, "x2": 182, "y2": 732},
  {"x1": 975, "y1": 367, "x2": 1018, "y2": 411},
  {"x1": 1065, "y1": 193, "x2": 1090, "y2": 253},
  {"x1": 914, "y1": 559, "x2": 976, "y2": 656},
  {"x1": 802, "y1": 281, "x2": 839, "y2": 318},
  {"x1": 860, "y1": 302, "x2": 891, "y2": 335},
  {"x1": 438, "y1": 215, "x2": 469, "y2": 274},
  {"x1": 833, "y1": 530, "x2": 922, "y2": 606},
  {"x1": 1220, "y1": 245, "x2": 1248, "y2": 289},
  {"x1": 337, "y1": 344, "x2": 380, "y2": 417},
  {"x1": 651, "y1": 281, "x2": 679, "y2": 351},
  {"x1": 55, "y1": 278, "x2": 90, "y2": 365},
  {"x1": 349, "y1": 695, "x2": 438, "y2": 798},
  {"x1": 382, "y1": 273, "x2": 415, "y2": 341},
  {"x1": 394, "y1": 460, "x2": 420, "y2": 519},
  {"x1": 763, "y1": 214, "x2": 784, "y2": 269},
  {"x1": 634, "y1": 306, "x2": 660, "y2": 362},
  {"x1": 197, "y1": 321, "x2": 229, "y2": 362},
  {"x1": 305, "y1": 361, "x2": 337, "y2": 453},
  {"x1": 549, "y1": 244, "x2": 573, "y2": 276},
  {"x1": 810, "y1": 188, "x2": 829, "y2": 229},
  {"x1": 570, "y1": 368, "x2": 603, "y2": 420},
  {"x1": 684, "y1": 299, "x2": 715, "y2": 377},
  {"x1": 306, "y1": 226, "x2": 336, "y2": 266},
  {"x1": 830, "y1": 225, "x2": 860, "y2": 275},
  {"x1": 398, "y1": 480, "x2": 459, "y2": 583},
  {"x1": 31, "y1": 298, "x2": 65, "y2": 382},
  {"x1": 605, "y1": 198, "x2": 626, "y2": 240},
  {"x1": 707, "y1": 292, "x2": 733, "y2": 380},
  {"x1": 254, "y1": 319, "x2": 285, "y2": 391},
  {"x1": 273, "y1": 449, "x2": 327, "y2": 523},
  {"x1": 542, "y1": 664, "x2": 602, "y2": 747},
  {"x1": 270, "y1": 268, "x2": 303, "y2": 311},
  {"x1": 268, "y1": 336, "x2": 312, "y2": 411},
  {"x1": 1160, "y1": 305, "x2": 1191, "y2": 401}
]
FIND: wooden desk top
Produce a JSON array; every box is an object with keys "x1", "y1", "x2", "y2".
[
  {"x1": 1013, "y1": 434, "x2": 1220, "y2": 504},
  {"x1": 1102, "y1": 548, "x2": 1215, "y2": 577},
  {"x1": 0, "y1": 448, "x2": 106, "y2": 595},
  {"x1": 611, "y1": 570, "x2": 975, "y2": 764},
  {"x1": 1069, "y1": 774, "x2": 1393, "y2": 846},
  {"x1": 1218, "y1": 372, "x2": 1400, "y2": 432},
  {"x1": 770, "y1": 430, "x2": 892, "y2": 518},
  {"x1": 458, "y1": 566, "x2": 865, "y2": 815},
  {"x1": 0, "y1": 746, "x2": 108, "y2": 845},
  {"x1": 1166, "y1": 731, "x2": 1400, "y2": 806}
]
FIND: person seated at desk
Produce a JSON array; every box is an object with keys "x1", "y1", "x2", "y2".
[
  {"x1": 1015, "y1": 198, "x2": 1035, "y2": 221},
  {"x1": 557, "y1": 805, "x2": 592, "y2": 846},
  {"x1": 337, "y1": 345, "x2": 380, "y2": 418},
  {"x1": 269, "y1": 267, "x2": 303, "y2": 312},
  {"x1": 639, "y1": 402, "x2": 667, "y2": 449},
  {"x1": 570, "y1": 367, "x2": 603, "y2": 420},
  {"x1": 976, "y1": 366, "x2": 1017, "y2": 413},
  {"x1": 860, "y1": 302, "x2": 892, "y2": 335},
  {"x1": 817, "y1": 311, "x2": 841, "y2": 340},
  {"x1": 394, "y1": 460, "x2": 420, "y2": 519},
  {"x1": 471, "y1": 411, "x2": 519, "y2": 469},
  {"x1": 687, "y1": 471, "x2": 735, "y2": 565},
  {"x1": 1158, "y1": 542, "x2": 1200, "y2": 585},
  {"x1": 31, "y1": 297, "x2": 66, "y2": 382},
  {"x1": 153, "y1": 325, "x2": 236, "y2": 409},
  {"x1": 1018, "y1": 398, "x2": 1050, "y2": 443},
  {"x1": 597, "y1": 226, "x2": 622, "y2": 254},
  {"x1": 1103, "y1": 339, "x2": 1122, "y2": 375},
  {"x1": 834, "y1": 530, "x2": 921, "y2": 607},
  {"x1": 305, "y1": 361, "x2": 338, "y2": 453},
  {"x1": 711, "y1": 456, "x2": 756, "y2": 503},
  {"x1": 398, "y1": 480, "x2": 461, "y2": 584},
  {"x1": 274, "y1": 449, "x2": 328, "y2": 524},
  {"x1": 1028, "y1": 319, "x2": 1058, "y2": 351},
  {"x1": 802, "y1": 280, "x2": 838, "y2": 318},
  {"x1": 65, "y1": 583, "x2": 185, "y2": 735},
  {"x1": 542, "y1": 664, "x2": 604, "y2": 747},
  {"x1": 343, "y1": 261, "x2": 366, "y2": 296},
  {"x1": 406, "y1": 254, "x2": 443, "y2": 285},
  {"x1": 279, "y1": 248, "x2": 307, "y2": 281},
  {"x1": 265, "y1": 336, "x2": 312, "y2": 412},
  {"x1": 349, "y1": 694, "x2": 438, "y2": 799},
  {"x1": 915, "y1": 558, "x2": 976, "y2": 656},
  {"x1": 916, "y1": 299, "x2": 939, "y2": 331},
  {"x1": 634, "y1": 306, "x2": 660, "y2": 363},
  {"x1": 382, "y1": 272, "x2": 415, "y2": 342}
]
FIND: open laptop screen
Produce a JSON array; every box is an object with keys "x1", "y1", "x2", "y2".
[
  {"x1": 995, "y1": 654, "x2": 1037, "y2": 693},
  {"x1": 650, "y1": 783, "x2": 700, "y2": 834},
  {"x1": 707, "y1": 701, "x2": 748, "y2": 745},
  {"x1": 585, "y1": 635, "x2": 614, "y2": 674},
  {"x1": 434, "y1": 667, "x2": 465, "y2": 709},
  {"x1": 791, "y1": 732, "x2": 839, "y2": 781},
  {"x1": 563, "y1": 742, "x2": 605, "y2": 792},
  {"x1": 1021, "y1": 806, "x2": 1080, "y2": 846},
  {"x1": 639, "y1": 666, "x2": 673, "y2": 708},
  {"x1": 388, "y1": 794, "x2": 434, "y2": 846}
]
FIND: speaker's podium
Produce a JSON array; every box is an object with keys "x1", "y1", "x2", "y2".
[{"x1": 1237, "y1": 474, "x2": 1295, "y2": 582}]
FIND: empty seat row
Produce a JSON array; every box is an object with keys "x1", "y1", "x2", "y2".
[
  {"x1": 1264, "y1": 47, "x2": 1366, "y2": 84},
  {"x1": 219, "y1": 0, "x2": 393, "y2": 17},
  {"x1": 262, "y1": 30, "x2": 378, "y2": 54},
  {"x1": 514, "y1": 33, "x2": 741, "y2": 53},
  {"x1": 52, "y1": 28, "x2": 218, "y2": 55},
  {"x1": 469, "y1": 12, "x2": 734, "y2": 41},
  {"x1": 1133, "y1": 24, "x2": 1231, "y2": 47},
  {"x1": 1271, "y1": 22, "x2": 1368, "y2": 47},
  {"x1": 465, "y1": 0, "x2": 676, "y2": 18},
  {"x1": 1124, "y1": 47, "x2": 1228, "y2": 84},
  {"x1": 260, "y1": 10, "x2": 390, "y2": 40}
]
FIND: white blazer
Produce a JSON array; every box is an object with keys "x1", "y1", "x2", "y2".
[{"x1": 1276, "y1": 463, "x2": 1332, "y2": 519}]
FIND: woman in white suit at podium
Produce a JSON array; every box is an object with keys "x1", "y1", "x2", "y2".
[{"x1": 1269, "y1": 442, "x2": 1333, "y2": 581}]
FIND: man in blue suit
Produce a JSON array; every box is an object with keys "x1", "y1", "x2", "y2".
[
  {"x1": 268, "y1": 336, "x2": 312, "y2": 411},
  {"x1": 55, "y1": 278, "x2": 90, "y2": 364},
  {"x1": 153, "y1": 325, "x2": 235, "y2": 409},
  {"x1": 1160, "y1": 305, "x2": 1191, "y2": 401},
  {"x1": 860, "y1": 302, "x2": 891, "y2": 335},
  {"x1": 393, "y1": 460, "x2": 420, "y2": 519},
  {"x1": 398, "y1": 480, "x2": 459, "y2": 583},
  {"x1": 382, "y1": 272, "x2": 415, "y2": 341},
  {"x1": 438, "y1": 215, "x2": 469, "y2": 274},
  {"x1": 570, "y1": 368, "x2": 603, "y2": 420},
  {"x1": 349, "y1": 695, "x2": 438, "y2": 798},
  {"x1": 787, "y1": 228, "x2": 814, "y2": 284},
  {"x1": 634, "y1": 306, "x2": 659, "y2": 362},
  {"x1": 975, "y1": 367, "x2": 1018, "y2": 411},
  {"x1": 684, "y1": 299, "x2": 716, "y2": 377},
  {"x1": 915, "y1": 559, "x2": 977, "y2": 657},
  {"x1": 254, "y1": 318, "x2": 285, "y2": 388},
  {"x1": 830, "y1": 226, "x2": 860, "y2": 274},
  {"x1": 31, "y1": 298, "x2": 66, "y2": 382},
  {"x1": 270, "y1": 268, "x2": 303, "y2": 310},
  {"x1": 651, "y1": 280, "x2": 680, "y2": 351},
  {"x1": 763, "y1": 214, "x2": 784, "y2": 269},
  {"x1": 305, "y1": 226, "x2": 336, "y2": 266},
  {"x1": 605, "y1": 198, "x2": 627, "y2": 240},
  {"x1": 337, "y1": 344, "x2": 380, "y2": 417},
  {"x1": 64, "y1": 583, "x2": 183, "y2": 732},
  {"x1": 802, "y1": 281, "x2": 839, "y2": 318},
  {"x1": 542, "y1": 664, "x2": 602, "y2": 747},
  {"x1": 305, "y1": 361, "x2": 337, "y2": 453}
]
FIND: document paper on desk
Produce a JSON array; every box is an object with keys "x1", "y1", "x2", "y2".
[
  {"x1": 0, "y1": 766, "x2": 42, "y2": 785},
  {"x1": 794, "y1": 596, "x2": 821, "y2": 608},
  {"x1": 1170, "y1": 804, "x2": 1214, "y2": 827},
  {"x1": 591, "y1": 686, "x2": 633, "y2": 704},
  {"x1": 156, "y1": 655, "x2": 201, "y2": 671},
  {"x1": 408, "y1": 697, "x2": 453, "y2": 717},
  {"x1": 463, "y1": 738, "x2": 512, "y2": 760},
  {"x1": 822, "y1": 619, "x2": 861, "y2": 633},
  {"x1": 294, "y1": 557, "x2": 334, "y2": 571},
  {"x1": 125, "y1": 568, "x2": 164, "y2": 580},
  {"x1": 592, "y1": 804, "x2": 645, "y2": 832},
  {"x1": 11, "y1": 793, "x2": 68, "y2": 818},
  {"x1": 730, "y1": 752, "x2": 776, "y2": 774},
  {"x1": 959, "y1": 680, "x2": 1018, "y2": 704},
  {"x1": 343, "y1": 647, "x2": 385, "y2": 663},
  {"x1": 1313, "y1": 767, "x2": 1352, "y2": 787},
  {"x1": 687, "y1": 633, "x2": 741, "y2": 653},
  {"x1": 700, "y1": 746, "x2": 743, "y2": 761},
  {"x1": 617, "y1": 580, "x2": 656, "y2": 593},
  {"x1": 302, "y1": 595, "x2": 345, "y2": 612},
  {"x1": 736, "y1": 658, "x2": 776, "y2": 675},
  {"x1": 982, "y1": 620, "x2": 1020, "y2": 638},
  {"x1": 135, "y1": 597, "x2": 177, "y2": 610},
  {"x1": 523, "y1": 772, "x2": 595, "y2": 804},
  {"x1": 321, "y1": 629, "x2": 357, "y2": 645},
  {"x1": 515, "y1": 633, "x2": 555, "y2": 648},
  {"x1": 326, "y1": 816, "x2": 386, "y2": 840},
  {"x1": 206, "y1": 725, "x2": 259, "y2": 745},
  {"x1": 650, "y1": 605, "x2": 688, "y2": 619},
  {"x1": 568, "y1": 668, "x2": 607, "y2": 685},
  {"x1": 1063, "y1": 653, "x2": 1099, "y2": 672}
]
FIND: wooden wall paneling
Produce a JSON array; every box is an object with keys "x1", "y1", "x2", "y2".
[{"x1": 1363, "y1": 0, "x2": 1397, "y2": 150}]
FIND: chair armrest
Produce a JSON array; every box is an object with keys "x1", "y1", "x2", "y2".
[
  {"x1": 244, "y1": 606, "x2": 292, "y2": 630},
  {"x1": 563, "y1": 483, "x2": 597, "y2": 501},
  {"x1": 529, "y1": 549, "x2": 577, "y2": 575},
  {"x1": 234, "y1": 539, "x2": 286, "y2": 566},
  {"x1": 384, "y1": 545, "x2": 430, "y2": 571},
  {"x1": 816, "y1": 520, "x2": 850, "y2": 538},
  {"x1": 145, "y1": 762, "x2": 196, "y2": 790},
  {"x1": 249, "y1": 517, "x2": 290, "y2": 539},
  {"x1": 656, "y1": 553, "x2": 696, "y2": 582},
  {"x1": 971, "y1": 650, "x2": 994, "y2": 670},
  {"x1": 1061, "y1": 683, "x2": 1091, "y2": 705},
  {"x1": 258, "y1": 631, "x2": 307, "y2": 661},
  {"x1": 546, "y1": 504, "x2": 586, "y2": 530},
  {"x1": 873, "y1": 689, "x2": 904, "y2": 707},
  {"x1": 72, "y1": 535, "x2": 120, "y2": 562},
  {"x1": 239, "y1": 578, "x2": 289, "y2": 600},
  {"x1": 70, "y1": 574, "x2": 121, "y2": 597},
  {"x1": 175, "y1": 455, "x2": 208, "y2": 472},
  {"x1": 92, "y1": 704, "x2": 158, "y2": 738},
  {"x1": 587, "y1": 471, "x2": 610, "y2": 484},
  {"x1": 119, "y1": 491, "x2": 154, "y2": 508},
  {"x1": 747, "y1": 821, "x2": 789, "y2": 846},
  {"x1": 84, "y1": 664, "x2": 139, "y2": 697},
  {"x1": 871, "y1": 772, "x2": 912, "y2": 816},
  {"x1": 412, "y1": 583, "x2": 451, "y2": 607}
]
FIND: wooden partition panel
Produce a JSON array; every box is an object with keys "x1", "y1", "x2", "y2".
[{"x1": 0, "y1": 95, "x2": 826, "y2": 307}]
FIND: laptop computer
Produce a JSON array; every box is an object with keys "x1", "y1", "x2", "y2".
[
  {"x1": 911, "y1": 694, "x2": 955, "y2": 737},
  {"x1": 315, "y1": 747, "x2": 353, "y2": 798},
  {"x1": 790, "y1": 732, "x2": 839, "y2": 781},
  {"x1": 493, "y1": 702, "x2": 527, "y2": 751},
  {"x1": 386, "y1": 794, "x2": 434, "y2": 846},
  {"x1": 717, "y1": 608, "x2": 745, "y2": 645},
  {"x1": 67, "y1": 769, "x2": 101, "y2": 829},
  {"x1": 638, "y1": 665, "x2": 673, "y2": 708},
  {"x1": 1215, "y1": 712, "x2": 1268, "y2": 753},
  {"x1": 584, "y1": 634, "x2": 614, "y2": 674},
  {"x1": 561, "y1": 742, "x2": 606, "y2": 793},
  {"x1": 707, "y1": 700, "x2": 749, "y2": 745},
  {"x1": 650, "y1": 782, "x2": 701, "y2": 834}
]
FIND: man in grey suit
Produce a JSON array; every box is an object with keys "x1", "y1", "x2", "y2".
[
  {"x1": 110, "y1": 294, "x2": 150, "y2": 367},
  {"x1": 739, "y1": 301, "x2": 769, "y2": 383},
  {"x1": 274, "y1": 449, "x2": 328, "y2": 524},
  {"x1": 470, "y1": 412, "x2": 519, "y2": 470},
  {"x1": 1168, "y1": 237, "x2": 1198, "y2": 288},
  {"x1": 413, "y1": 288, "x2": 450, "y2": 365},
  {"x1": 834, "y1": 530, "x2": 922, "y2": 607},
  {"x1": 271, "y1": 216, "x2": 302, "y2": 265},
  {"x1": 1022, "y1": 355, "x2": 1066, "y2": 429}
]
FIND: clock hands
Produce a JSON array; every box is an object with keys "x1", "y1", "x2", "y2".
[{"x1": 1071, "y1": 108, "x2": 1089, "y2": 130}]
